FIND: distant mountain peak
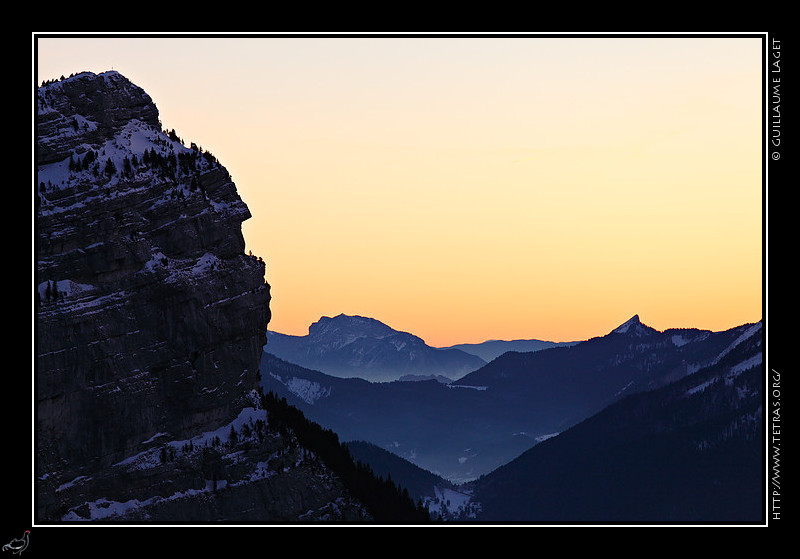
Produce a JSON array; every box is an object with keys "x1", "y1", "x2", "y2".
[
  {"x1": 308, "y1": 313, "x2": 399, "y2": 340},
  {"x1": 614, "y1": 314, "x2": 640, "y2": 330},
  {"x1": 324, "y1": 313, "x2": 384, "y2": 326},
  {"x1": 267, "y1": 314, "x2": 486, "y2": 382},
  {"x1": 611, "y1": 314, "x2": 655, "y2": 336}
]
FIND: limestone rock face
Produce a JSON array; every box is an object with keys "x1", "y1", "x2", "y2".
[
  {"x1": 37, "y1": 71, "x2": 160, "y2": 166},
  {"x1": 35, "y1": 71, "x2": 355, "y2": 522}
]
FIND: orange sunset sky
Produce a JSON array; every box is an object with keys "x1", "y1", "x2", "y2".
[{"x1": 34, "y1": 33, "x2": 765, "y2": 347}]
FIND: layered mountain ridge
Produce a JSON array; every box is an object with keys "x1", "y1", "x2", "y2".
[
  {"x1": 263, "y1": 314, "x2": 763, "y2": 486},
  {"x1": 449, "y1": 314, "x2": 751, "y2": 419},
  {"x1": 444, "y1": 337, "x2": 579, "y2": 363}
]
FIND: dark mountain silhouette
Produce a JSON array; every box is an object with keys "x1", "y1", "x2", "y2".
[
  {"x1": 467, "y1": 320, "x2": 763, "y2": 522},
  {"x1": 266, "y1": 314, "x2": 486, "y2": 382},
  {"x1": 450, "y1": 315, "x2": 754, "y2": 431},
  {"x1": 345, "y1": 440, "x2": 455, "y2": 504},
  {"x1": 343, "y1": 441, "x2": 482, "y2": 521},
  {"x1": 442, "y1": 338, "x2": 579, "y2": 362}
]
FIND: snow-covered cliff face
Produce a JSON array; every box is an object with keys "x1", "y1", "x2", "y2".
[{"x1": 35, "y1": 71, "x2": 287, "y2": 521}]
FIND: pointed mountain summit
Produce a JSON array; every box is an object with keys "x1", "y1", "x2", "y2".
[{"x1": 611, "y1": 314, "x2": 657, "y2": 336}]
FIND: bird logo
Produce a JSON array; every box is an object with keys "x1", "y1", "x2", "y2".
[{"x1": 2, "y1": 531, "x2": 29, "y2": 555}]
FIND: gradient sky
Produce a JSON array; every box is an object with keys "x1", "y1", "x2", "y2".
[{"x1": 34, "y1": 33, "x2": 764, "y2": 346}]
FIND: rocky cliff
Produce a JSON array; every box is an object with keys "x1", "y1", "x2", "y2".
[{"x1": 35, "y1": 71, "x2": 368, "y2": 522}]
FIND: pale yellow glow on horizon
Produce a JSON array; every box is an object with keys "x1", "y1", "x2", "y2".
[{"x1": 35, "y1": 35, "x2": 764, "y2": 347}]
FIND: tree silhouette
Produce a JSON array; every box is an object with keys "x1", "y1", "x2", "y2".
[
  {"x1": 260, "y1": 391, "x2": 430, "y2": 523},
  {"x1": 104, "y1": 158, "x2": 116, "y2": 177}
]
